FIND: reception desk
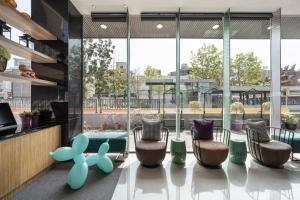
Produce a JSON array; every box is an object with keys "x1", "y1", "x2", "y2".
[{"x1": 0, "y1": 124, "x2": 61, "y2": 199}]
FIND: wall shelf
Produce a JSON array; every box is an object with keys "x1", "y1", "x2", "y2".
[
  {"x1": 0, "y1": 1, "x2": 57, "y2": 40},
  {"x1": 0, "y1": 72, "x2": 57, "y2": 86},
  {"x1": 0, "y1": 36, "x2": 57, "y2": 63}
]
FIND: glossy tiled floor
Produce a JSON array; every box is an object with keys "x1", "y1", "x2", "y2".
[{"x1": 112, "y1": 153, "x2": 300, "y2": 200}]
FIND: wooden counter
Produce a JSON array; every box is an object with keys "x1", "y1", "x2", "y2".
[{"x1": 0, "y1": 125, "x2": 61, "y2": 199}]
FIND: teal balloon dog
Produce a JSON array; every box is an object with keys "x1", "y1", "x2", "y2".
[{"x1": 49, "y1": 134, "x2": 113, "y2": 189}]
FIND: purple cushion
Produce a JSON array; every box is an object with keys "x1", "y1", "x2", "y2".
[{"x1": 192, "y1": 120, "x2": 214, "y2": 140}]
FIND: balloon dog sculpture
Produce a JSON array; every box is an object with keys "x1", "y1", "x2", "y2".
[{"x1": 49, "y1": 134, "x2": 113, "y2": 189}]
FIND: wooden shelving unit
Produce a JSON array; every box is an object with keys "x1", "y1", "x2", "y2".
[
  {"x1": 0, "y1": 36, "x2": 57, "y2": 63},
  {"x1": 0, "y1": 1, "x2": 57, "y2": 40},
  {"x1": 0, "y1": 72, "x2": 57, "y2": 86}
]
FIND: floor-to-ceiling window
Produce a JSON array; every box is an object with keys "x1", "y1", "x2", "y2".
[
  {"x1": 281, "y1": 16, "x2": 300, "y2": 130},
  {"x1": 230, "y1": 15, "x2": 271, "y2": 133},
  {"x1": 82, "y1": 13, "x2": 128, "y2": 132},
  {"x1": 129, "y1": 14, "x2": 176, "y2": 151},
  {"x1": 81, "y1": 11, "x2": 282, "y2": 151},
  {"x1": 180, "y1": 14, "x2": 224, "y2": 150}
]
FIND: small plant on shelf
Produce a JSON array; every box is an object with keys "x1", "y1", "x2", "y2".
[
  {"x1": 31, "y1": 110, "x2": 40, "y2": 126},
  {"x1": 0, "y1": 44, "x2": 11, "y2": 72},
  {"x1": 19, "y1": 111, "x2": 32, "y2": 129}
]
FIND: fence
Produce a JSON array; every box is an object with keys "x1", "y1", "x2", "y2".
[
  {"x1": 0, "y1": 98, "x2": 31, "y2": 112},
  {"x1": 83, "y1": 98, "x2": 161, "y2": 113}
]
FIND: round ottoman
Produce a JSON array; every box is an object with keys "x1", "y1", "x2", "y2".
[
  {"x1": 229, "y1": 139, "x2": 247, "y2": 165},
  {"x1": 171, "y1": 138, "x2": 186, "y2": 165}
]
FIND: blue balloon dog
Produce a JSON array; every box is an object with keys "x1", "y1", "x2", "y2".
[{"x1": 49, "y1": 134, "x2": 113, "y2": 190}]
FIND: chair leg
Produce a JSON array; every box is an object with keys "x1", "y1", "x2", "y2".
[{"x1": 291, "y1": 152, "x2": 300, "y2": 162}]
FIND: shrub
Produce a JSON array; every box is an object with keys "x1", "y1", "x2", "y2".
[
  {"x1": 189, "y1": 101, "x2": 202, "y2": 111},
  {"x1": 282, "y1": 112, "x2": 299, "y2": 124},
  {"x1": 262, "y1": 101, "x2": 270, "y2": 112}
]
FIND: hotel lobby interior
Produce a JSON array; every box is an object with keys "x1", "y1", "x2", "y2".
[{"x1": 1, "y1": 0, "x2": 300, "y2": 199}]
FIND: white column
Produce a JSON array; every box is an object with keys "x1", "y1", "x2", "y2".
[{"x1": 270, "y1": 9, "x2": 281, "y2": 128}]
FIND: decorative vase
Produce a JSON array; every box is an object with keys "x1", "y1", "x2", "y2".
[
  {"x1": 285, "y1": 123, "x2": 297, "y2": 130},
  {"x1": 114, "y1": 123, "x2": 121, "y2": 130},
  {"x1": 0, "y1": 56, "x2": 7, "y2": 72},
  {"x1": 231, "y1": 120, "x2": 243, "y2": 131},
  {"x1": 21, "y1": 117, "x2": 31, "y2": 129},
  {"x1": 32, "y1": 116, "x2": 39, "y2": 127}
]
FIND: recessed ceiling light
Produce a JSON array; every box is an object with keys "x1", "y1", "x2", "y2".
[
  {"x1": 156, "y1": 24, "x2": 163, "y2": 29},
  {"x1": 212, "y1": 24, "x2": 220, "y2": 30},
  {"x1": 100, "y1": 24, "x2": 107, "y2": 29},
  {"x1": 267, "y1": 26, "x2": 271, "y2": 30}
]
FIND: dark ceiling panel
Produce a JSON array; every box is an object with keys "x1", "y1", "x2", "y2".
[
  {"x1": 282, "y1": 16, "x2": 300, "y2": 39},
  {"x1": 83, "y1": 14, "x2": 300, "y2": 39}
]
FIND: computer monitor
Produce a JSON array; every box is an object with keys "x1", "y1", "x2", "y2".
[
  {"x1": 0, "y1": 103, "x2": 17, "y2": 127},
  {"x1": 50, "y1": 102, "x2": 68, "y2": 122}
]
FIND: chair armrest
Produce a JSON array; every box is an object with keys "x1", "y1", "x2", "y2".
[
  {"x1": 133, "y1": 126, "x2": 143, "y2": 146},
  {"x1": 269, "y1": 127, "x2": 294, "y2": 145},
  {"x1": 161, "y1": 127, "x2": 169, "y2": 147}
]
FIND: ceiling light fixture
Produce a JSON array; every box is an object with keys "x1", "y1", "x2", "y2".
[
  {"x1": 156, "y1": 24, "x2": 163, "y2": 29},
  {"x1": 100, "y1": 24, "x2": 107, "y2": 29},
  {"x1": 212, "y1": 24, "x2": 220, "y2": 30},
  {"x1": 267, "y1": 26, "x2": 271, "y2": 30}
]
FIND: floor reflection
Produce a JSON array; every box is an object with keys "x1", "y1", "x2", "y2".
[
  {"x1": 134, "y1": 165, "x2": 169, "y2": 199},
  {"x1": 192, "y1": 163, "x2": 229, "y2": 200},
  {"x1": 111, "y1": 154, "x2": 300, "y2": 200},
  {"x1": 246, "y1": 160, "x2": 294, "y2": 200}
]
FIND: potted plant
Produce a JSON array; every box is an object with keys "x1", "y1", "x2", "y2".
[
  {"x1": 262, "y1": 101, "x2": 270, "y2": 113},
  {"x1": 189, "y1": 101, "x2": 202, "y2": 113},
  {"x1": 31, "y1": 110, "x2": 40, "y2": 127},
  {"x1": 231, "y1": 102, "x2": 244, "y2": 131},
  {"x1": 282, "y1": 112, "x2": 299, "y2": 130},
  {"x1": 0, "y1": 45, "x2": 11, "y2": 72},
  {"x1": 100, "y1": 121, "x2": 108, "y2": 130},
  {"x1": 112, "y1": 113, "x2": 121, "y2": 130},
  {"x1": 19, "y1": 111, "x2": 32, "y2": 129}
]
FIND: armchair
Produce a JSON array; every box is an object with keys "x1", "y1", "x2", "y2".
[
  {"x1": 192, "y1": 127, "x2": 230, "y2": 167},
  {"x1": 246, "y1": 126, "x2": 292, "y2": 167},
  {"x1": 133, "y1": 126, "x2": 169, "y2": 167}
]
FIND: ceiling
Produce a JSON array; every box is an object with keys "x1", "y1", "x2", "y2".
[{"x1": 71, "y1": 0, "x2": 300, "y2": 15}]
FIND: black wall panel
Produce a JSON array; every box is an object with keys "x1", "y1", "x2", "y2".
[{"x1": 31, "y1": 0, "x2": 83, "y2": 145}]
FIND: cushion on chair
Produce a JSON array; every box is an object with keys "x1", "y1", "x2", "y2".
[
  {"x1": 193, "y1": 140, "x2": 229, "y2": 166},
  {"x1": 141, "y1": 118, "x2": 162, "y2": 141},
  {"x1": 136, "y1": 140, "x2": 166, "y2": 151},
  {"x1": 247, "y1": 121, "x2": 270, "y2": 142},
  {"x1": 259, "y1": 140, "x2": 292, "y2": 167},
  {"x1": 193, "y1": 120, "x2": 214, "y2": 140}
]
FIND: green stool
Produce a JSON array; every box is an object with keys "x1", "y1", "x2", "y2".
[
  {"x1": 229, "y1": 139, "x2": 247, "y2": 165},
  {"x1": 171, "y1": 138, "x2": 186, "y2": 165}
]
